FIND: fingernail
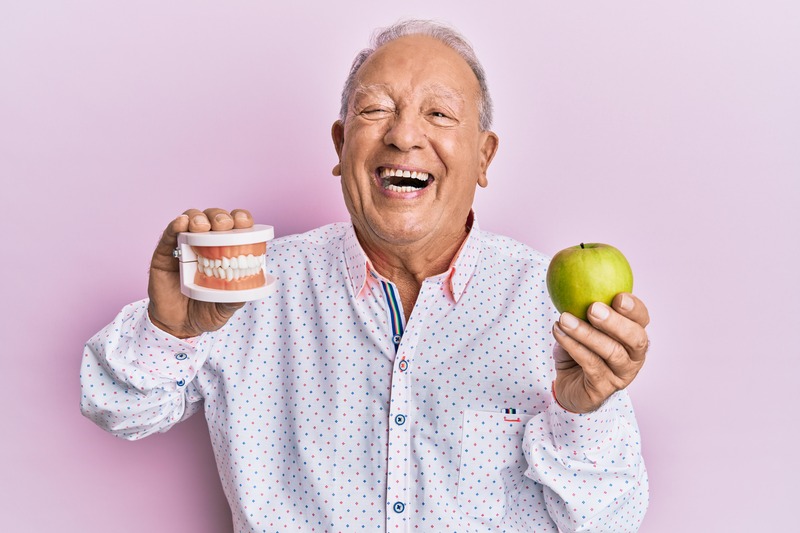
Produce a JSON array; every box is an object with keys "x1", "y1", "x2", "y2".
[
  {"x1": 553, "y1": 323, "x2": 566, "y2": 336},
  {"x1": 192, "y1": 215, "x2": 208, "y2": 226},
  {"x1": 214, "y1": 213, "x2": 230, "y2": 224},
  {"x1": 560, "y1": 313, "x2": 579, "y2": 329},
  {"x1": 620, "y1": 294, "x2": 634, "y2": 311},
  {"x1": 590, "y1": 304, "x2": 610, "y2": 321}
]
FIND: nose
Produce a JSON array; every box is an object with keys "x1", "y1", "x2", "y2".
[{"x1": 383, "y1": 111, "x2": 427, "y2": 152}]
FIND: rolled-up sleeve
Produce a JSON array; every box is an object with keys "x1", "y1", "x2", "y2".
[
  {"x1": 80, "y1": 299, "x2": 207, "y2": 440},
  {"x1": 523, "y1": 390, "x2": 649, "y2": 532}
]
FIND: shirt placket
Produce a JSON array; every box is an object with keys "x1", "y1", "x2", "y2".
[{"x1": 376, "y1": 278, "x2": 416, "y2": 531}]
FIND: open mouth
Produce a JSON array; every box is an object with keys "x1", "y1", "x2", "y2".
[{"x1": 378, "y1": 167, "x2": 434, "y2": 193}]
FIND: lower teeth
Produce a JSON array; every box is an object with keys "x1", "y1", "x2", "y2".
[{"x1": 384, "y1": 180, "x2": 426, "y2": 193}]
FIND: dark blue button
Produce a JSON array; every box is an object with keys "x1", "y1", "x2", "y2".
[
  {"x1": 176, "y1": 379, "x2": 186, "y2": 387},
  {"x1": 394, "y1": 414, "x2": 406, "y2": 425},
  {"x1": 393, "y1": 501, "x2": 405, "y2": 513},
  {"x1": 392, "y1": 334, "x2": 402, "y2": 345},
  {"x1": 175, "y1": 352, "x2": 188, "y2": 361}
]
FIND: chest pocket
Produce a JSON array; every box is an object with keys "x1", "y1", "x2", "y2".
[{"x1": 457, "y1": 409, "x2": 538, "y2": 523}]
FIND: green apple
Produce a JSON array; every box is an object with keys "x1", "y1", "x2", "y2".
[{"x1": 546, "y1": 243, "x2": 634, "y2": 320}]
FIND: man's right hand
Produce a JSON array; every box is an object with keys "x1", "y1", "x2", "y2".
[{"x1": 147, "y1": 208, "x2": 254, "y2": 338}]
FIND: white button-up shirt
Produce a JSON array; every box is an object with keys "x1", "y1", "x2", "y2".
[{"x1": 81, "y1": 222, "x2": 648, "y2": 532}]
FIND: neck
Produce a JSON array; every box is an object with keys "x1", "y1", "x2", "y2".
[{"x1": 355, "y1": 223, "x2": 470, "y2": 322}]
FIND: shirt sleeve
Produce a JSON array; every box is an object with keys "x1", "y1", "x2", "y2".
[
  {"x1": 523, "y1": 389, "x2": 649, "y2": 532},
  {"x1": 79, "y1": 299, "x2": 207, "y2": 440}
]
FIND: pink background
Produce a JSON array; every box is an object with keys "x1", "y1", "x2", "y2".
[{"x1": 2, "y1": 1, "x2": 798, "y2": 531}]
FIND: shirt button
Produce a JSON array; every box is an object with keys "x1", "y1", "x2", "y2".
[
  {"x1": 394, "y1": 414, "x2": 406, "y2": 425},
  {"x1": 392, "y1": 334, "x2": 402, "y2": 345},
  {"x1": 175, "y1": 352, "x2": 188, "y2": 361},
  {"x1": 398, "y1": 359, "x2": 409, "y2": 372},
  {"x1": 392, "y1": 501, "x2": 405, "y2": 513},
  {"x1": 176, "y1": 379, "x2": 186, "y2": 387}
]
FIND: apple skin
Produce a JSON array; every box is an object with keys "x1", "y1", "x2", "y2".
[{"x1": 546, "y1": 243, "x2": 634, "y2": 321}]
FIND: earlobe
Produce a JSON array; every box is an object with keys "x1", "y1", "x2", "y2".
[{"x1": 478, "y1": 131, "x2": 499, "y2": 188}]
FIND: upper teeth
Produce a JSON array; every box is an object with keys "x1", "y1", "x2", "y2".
[
  {"x1": 380, "y1": 168, "x2": 429, "y2": 181},
  {"x1": 195, "y1": 253, "x2": 266, "y2": 281}
]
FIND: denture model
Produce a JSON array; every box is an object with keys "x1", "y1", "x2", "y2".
[{"x1": 175, "y1": 224, "x2": 276, "y2": 303}]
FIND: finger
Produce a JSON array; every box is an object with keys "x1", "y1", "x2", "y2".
[
  {"x1": 216, "y1": 301, "x2": 246, "y2": 320},
  {"x1": 552, "y1": 341, "x2": 581, "y2": 371},
  {"x1": 230, "y1": 209, "x2": 254, "y2": 229},
  {"x1": 612, "y1": 292, "x2": 650, "y2": 328},
  {"x1": 557, "y1": 311, "x2": 641, "y2": 380},
  {"x1": 587, "y1": 302, "x2": 650, "y2": 362},
  {"x1": 184, "y1": 300, "x2": 247, "y2": 334},
  {"x1": 203, "y1": 208, "x2": 235, "y2": 231},
  {"x1": 553, "y1": 322, "x2": 622, "y2": 391},
  {"x1": 183, "y1": 208, "x2": 212, "y2": 232},
  {"x1": 151, "y1": 214, "x2": 190, "y2": 271}
]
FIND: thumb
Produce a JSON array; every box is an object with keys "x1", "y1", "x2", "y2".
[{"x1": 151, "y1": 214, "x2": 190, "y2": 272}]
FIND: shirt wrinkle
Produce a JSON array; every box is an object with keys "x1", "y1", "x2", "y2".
[{"x1": 80, "y1": 219, "x2": 648, "y2": 533}]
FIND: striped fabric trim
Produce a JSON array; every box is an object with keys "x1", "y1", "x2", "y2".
[{"x1": 380, "y1": 280, "x2": 404, "y2": 352}]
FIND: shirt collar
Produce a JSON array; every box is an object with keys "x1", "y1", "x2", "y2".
[
  {"x1": 447, "y1": 216, "x2": 481, "y2": 302},
  {"x1": 342, "y1": 212, "x2": 483, "y2": 303},
  {"x1": 343, "y1": 225, "x2": 371, "y2": 297}
]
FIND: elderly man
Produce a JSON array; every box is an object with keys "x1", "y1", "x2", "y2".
[{"x1": 81, "y1": 20, "x2": 650, "y2": 532}]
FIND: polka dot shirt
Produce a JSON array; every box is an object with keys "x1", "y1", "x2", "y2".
[{"x1": 81, "y1": 222, "x2": 648, "y2": 532}]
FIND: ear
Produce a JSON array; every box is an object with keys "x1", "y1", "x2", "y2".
[
  {"x1": 331, "y1": 120, "x2": 345, "y2": 177},
  {"x1": 477, "y1": 130, "x2": 499, "y2": 188},
  {"x1": 332, "y1": 121, "x2": 345, "y2": 157}
]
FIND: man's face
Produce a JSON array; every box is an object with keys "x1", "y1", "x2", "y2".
[{"x1": 332, "y1": 35, "x2": 498, "y2": 254}]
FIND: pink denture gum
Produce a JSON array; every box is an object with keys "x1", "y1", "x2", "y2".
[{"x1": 176, "y1": 224, "x2": 276, "y2": 303}]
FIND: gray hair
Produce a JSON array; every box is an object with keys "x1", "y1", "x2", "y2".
[{"x1": 338, "y1": 19, "x2": 493, "y2": 131}]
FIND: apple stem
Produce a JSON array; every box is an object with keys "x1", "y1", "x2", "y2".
[{"x1": 580, "y1": 243, "x2": 585, "y2": 249}]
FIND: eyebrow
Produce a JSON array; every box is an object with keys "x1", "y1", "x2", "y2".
[
  {"x1": 421, "y1": 83, "x2": 466, "y2": 105},
  {"x1": 352, "y1": 84, "x2": 390, "y2": 100},
  {"x1": 353, "y1": 83, "x2": 466, "y2": 105}
]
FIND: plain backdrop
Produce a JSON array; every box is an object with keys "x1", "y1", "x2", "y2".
[{"x1": 1, "y1": 1, "x2": 798, "y2": 531}]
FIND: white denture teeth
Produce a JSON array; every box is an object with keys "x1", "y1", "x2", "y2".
[{"x1": 196, "y1": 253, "x2": 267, "y2": 280}]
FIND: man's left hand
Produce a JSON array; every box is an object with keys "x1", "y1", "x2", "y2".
[{"x1": 552, "y1": 293, "x2": 650, "y2": 414}]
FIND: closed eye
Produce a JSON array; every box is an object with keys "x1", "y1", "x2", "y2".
[
  {"x1": 429, "y1": 110, "x2": 458, "y2": 126},
  {"x1": 360, "y1": 107, "x2": 393, "y2": 117}
]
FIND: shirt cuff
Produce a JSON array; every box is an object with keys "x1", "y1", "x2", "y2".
[
  {"x1": 117, "y1": 299, "x2": 206, "y2": 392},
  {"x1": 547, "y1": 391, "x2": 619, "y2": 456}
]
